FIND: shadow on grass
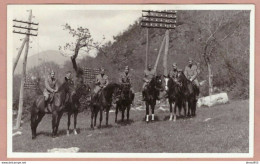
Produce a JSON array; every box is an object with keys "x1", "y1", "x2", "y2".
[
  {"x1": 116, "y1": 119, "x2": 134, "y2": 126},
  {"x1": 163, "y1": 115, "x2": 192, "y2": 121},
  {"x1": 37, "y1": 128, "x2": 83, "y2": 138}
]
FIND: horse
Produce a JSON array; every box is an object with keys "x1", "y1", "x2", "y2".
[
  {"x1": 177, "y1": 71, "x2": 199, "y2": 117},
  {"x1": 164, "y1": 75, "x2": 186, "y2": 121},
  {"x1": 115, "y1": 83, "x2": 134, "y2": 122},
  {"x1": 30, "y1": 79, "x2": 74, "y2": 139},
  {"x1": 90, "y1": 83, "x2": 122, "y2": 129},
  {"x1": 66, "y1": 82, "x2": 91, "y2": 136},
  {"x1": 143, "y1": 75, "x2": 163, "y2": 122}
]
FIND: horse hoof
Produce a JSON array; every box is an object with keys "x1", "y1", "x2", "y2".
[
  {"x1": 32, "y1": 136, "x2": 36, "y2": 140},
  {"x1": 73, "y1": 129, "x2": 78, "y2": 135},
  {"x1": 67, "y1": 130, "x2": 70, "y2": 136}
]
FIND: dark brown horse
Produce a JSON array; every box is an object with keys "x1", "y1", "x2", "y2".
[
  {"x1": 30, "y1": 79, "x2": 74, "y2": 139},
  {"x1": 177, "y1": 71, "x2": 199, "y2": 117},
  {"x1": 115, "y1": 83, "x2": 134, "y2": 122},
  {"x1": 164, "y1": 75, "x2": 186, "y2": 121},
  {"x1": 143, "y1": 75, "x2": 163, "y2": 122},
  {"x1": 66, "y1": 82, "x2": 91, "y2": 135},
  {"x1": 90, "y1": 83, "x2": 122, "y2": 129}
]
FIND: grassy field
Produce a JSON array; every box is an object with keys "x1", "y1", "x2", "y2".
[{"x1": 12, "y1": 99, "x2": 249, "y2": 153}]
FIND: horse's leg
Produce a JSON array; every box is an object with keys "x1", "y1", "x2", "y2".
[
  {"x1": 173, "y1": 102, "x2": 177, "y2": 122},
  {"x1": 67, "y1": 112, "x2": 71, "y2": 135},
  {"x1": 151, "y1": 103, "x2": 155, "y2": 121},
  {"x1": 105, "y1": 107, "x2": 109, "y2": 126},
  {"x1": 94, "y1": 109, "x2": 98, "y2": 127},
  {"x1": 127, "y1": 105, "x2": 130, "y2": 121},
  {"x1": 99, "y1": 108, "x2": 103, "y2": 128},
  {"x1": 186, "y1": 101, "x2": 190, "y2": 117},
  {"x1": 121, "y1": 106, "x2": 125, "y2": 122},
  {"x1": 115, "y1": 104, "x2": 119, "y2": 123},
  {"x1": 178, "y1": 101, "x2": 182, "y2": 117},
  {"x1": 52, "y1": 111, "x2": 58, "y2": 138},
  {"x1": 183, "y1": 101, "x2": 187, "y2": 117},
  {"x1": 145, "y1": 102, "x2": 149, "y2": 122},
  {"x1": 90, "y1": 107, "x2": 94, "y2": 129},
  {"x1": 55, "y1": 112, "x2": 63, "y2": 136},
  {"x1": 73, "y1": 111, "x2": 78, "y2": 135},
  {"x1": 31, "y1": 110, "x2": 37, "y2": 139},
  {"x1": 169, "y1": 100, "x2": 173, "y2": 121}
]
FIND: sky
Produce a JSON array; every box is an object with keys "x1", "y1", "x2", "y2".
[{"x1": 11, "y1": 8, "x2": 141, "y2": 58}]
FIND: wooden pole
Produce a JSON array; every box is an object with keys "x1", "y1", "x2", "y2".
[
  {"x1": 153, "y1": 35, "x2": 166, "y2": 71},
  {"x1": 207, "y1": 62, "x2": 213, "y2": 96},
  {"x1": 163, "y1": 29, "x2": 170, "y2": 76},
  {"x1": 15, "y1": 10, "x2": 32, "y2": 129},
  {"x1": 13, "y1": 38, "x2": 26, "y2": 73},
  {"x1": 145, "y1": 28, "x2": 149, "y2": 69}
]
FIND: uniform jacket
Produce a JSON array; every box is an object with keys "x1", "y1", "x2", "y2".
[
  {"x1": 144, "y1": 69, "x2": 156, "y2": 82},
  {"x1": 119, "y1": 72, "x2": 131, "y2": 84},
  {"x1": 95, "y1": 74, "x2": 109, "y2": 87},
  {"x1": 184, "y1": 64, "x2": 198, "y2": 81},
  {"x1": 45, "y1": 76, "x2": 58, "y2": 93},
  {"x1": 169, "y1": 69, "x2": 178, "y2": 79}
]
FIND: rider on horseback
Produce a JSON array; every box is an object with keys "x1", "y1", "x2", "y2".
[
  {"x1": 119, "y1": 66, "x2": 134, "y2": 104},
  {"x1": 142, "y1": 64, "x2": 158, "y2": 101},
  {"x1": 93, "y1": 67, "x2": 109, "y2": 98},
  {"x1": 184, "y1": 57, "x2": 200, "y2": 99},
  {"x1": 43, "y1": 70, "x2": 58, "y2": 112}
]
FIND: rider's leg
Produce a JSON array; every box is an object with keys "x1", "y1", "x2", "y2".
[
  {"x1": 194, "y1": 79, "x2": 200, "y2": 99},
  {"x1": 142, "y1": 82, "x2": 147, "y2": 101}
]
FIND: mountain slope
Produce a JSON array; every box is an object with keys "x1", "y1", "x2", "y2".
[{"x1": 14, "y1": 50, "x2": 69, "y2": 74}]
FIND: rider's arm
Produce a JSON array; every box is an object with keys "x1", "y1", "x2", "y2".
[
  {"x1": 105, "y1": 76, "x2": 109, "y2": 86},
  {"x1": 95, "y1": 75, "x2": 100, "y2": 85},
  {"x1": 184, "y1": 67, "x2": 189, "y2": 80},
  {"x1": 45, "y1": 78, "x2": 54, "y2": 92},
  {"x1": 54, "y1": 81, "x2": 59, "y2": 92},
  {"x1": 191, "y1": 65, "x2": 198, "y2": 81}
]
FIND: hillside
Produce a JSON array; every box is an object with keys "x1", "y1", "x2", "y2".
[
  {"x1": 79, "y1": 10, "x2": 250, "y2": 98},
  {"x1": 14, "y1": 50, "x2": 69, "y2": 75}
]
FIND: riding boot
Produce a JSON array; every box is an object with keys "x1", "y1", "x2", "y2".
[
  {"x1": 47, "y1": 103, "x2": 52, "y2": 113},
  {"x1": 142, "y1": 91, "x2": 145, "y2": 101}
]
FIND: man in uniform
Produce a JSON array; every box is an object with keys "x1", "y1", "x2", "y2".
[
  {"x1": 119, "y1": 66, "x2": 134, "y2": 104},
  {"x1": 184, "y1": 58, "x2": 200, "y2": 98},
  {"x1": 142, "y1": 64, "x2": 156, "y2": 101},
  {"x1": 93, "y1": 67, "x2": 109, "y2": 97},
  {"x1": 43, "y1": 70, "x2": 58, "y2": 112},
  {"x1": 169, "y1": 62, "x2": 179, "y2": 81}
]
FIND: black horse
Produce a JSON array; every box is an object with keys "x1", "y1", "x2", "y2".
[
  {"x1": 115, "y1": 83, "x2": 134, "y2": 122},
  {"x1": 164, "y1": 75, "x2": 186, "y2": 121},
  {"x1": 30, "y1": 79, "x2": 74, "y2": 139},
  {"x1": 143, "y1": 75, "x2": 163, "y2": 122},
  {"x1": 90, "y1": 83, "x2": 122, "y2": 129},
  {"x1": 66, "y1": 82, "x2": 91, "y2": 135},
  {"x1": 177, "y1": 71, "x2": 199, "y2": 117}
]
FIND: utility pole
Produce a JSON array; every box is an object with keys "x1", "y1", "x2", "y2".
[
  {"x1": 141, "y1": 10, "x2": 177, "y2": 74},
  {"x1": 13, "y1": 10, "x2": 38, "y2": 129}
]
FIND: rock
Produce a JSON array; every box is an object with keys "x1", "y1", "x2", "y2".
[
  {"x1": 197, "y1": 92, "x2": 229, "y2": 107},
  {"x1": 12, "y1": 131, "x2": 22, "y2": 137},
  {"x1": 47, "y1": 147, "x2": 80, "y2": 153}
]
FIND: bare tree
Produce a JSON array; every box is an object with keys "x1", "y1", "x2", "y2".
[
  {"x1": 196, "y1": 11, "x2": 242, "y2": 95},
  {"x1": 59, "y1": 23, "x2": 105, "y2": 77}
]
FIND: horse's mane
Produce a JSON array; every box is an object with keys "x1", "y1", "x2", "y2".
[{"x1": 57, "y1": 80, "x2": 69, "y2": 92}]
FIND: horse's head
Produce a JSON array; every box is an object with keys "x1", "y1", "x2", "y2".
[
  {"x1": 154, "y1": 75, "x2": 164, "y2": 91},
  {"x1": 120, "y1": 83, "x2": 131, "y2": 100},
  {"x1": 163, "y1": 75, "x2": 170, "y2": 91}
]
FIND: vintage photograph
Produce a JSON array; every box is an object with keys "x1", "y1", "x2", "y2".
[{"x1": 7, "y1": 5, "x2": 254, "y2": 158}]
